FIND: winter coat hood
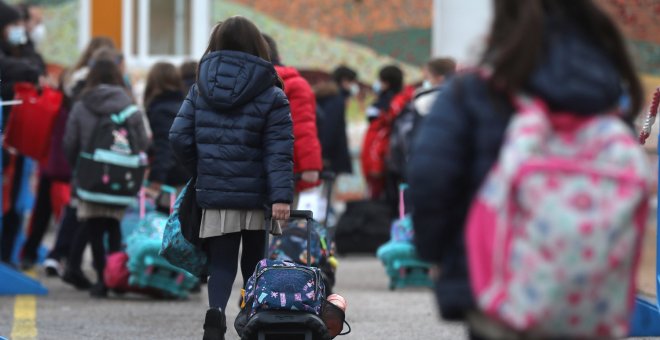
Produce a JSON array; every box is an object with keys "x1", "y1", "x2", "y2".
[
  {"x1": 527, "y1": 19, "x2": 622, "y2": 114},
  {"x1": 196, "y1": 50, "x2": 280, "y2": 111},
  {"x1": 81, "y1": 84, "x2": 134, "y2": 114}
]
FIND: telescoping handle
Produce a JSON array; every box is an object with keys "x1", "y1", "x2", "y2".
[
  {"x1": 399, "y1": 183, "x2": 409, "y2": 220},
  {"x1": 264, "y1": 210, "x2": 314, "y2": 265},
  {"x1": 139, "y1": 183, "x2": 178, "y2": 218}
]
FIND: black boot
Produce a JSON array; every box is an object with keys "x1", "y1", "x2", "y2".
[
  {"x1": 89, "y1": 281, "x2": 108, "y2": 298},
  {"x1": 62, "y1": 269, "x2": 93, "y2": 290},
  {"x1": 203, "y1": 308, "x2": 226, "y2": 340}
]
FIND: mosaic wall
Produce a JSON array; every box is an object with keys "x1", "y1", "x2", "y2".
[
  {"x1": 597, "y1": 0, "x2": 660, "y2": 75},
  {"x1": 8, "y1": 0, "x2": 660, "y2": 79}
]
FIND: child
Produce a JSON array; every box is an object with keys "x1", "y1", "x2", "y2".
[
  {"x1": 169, "y1": 16, "x2": 293, "y2": 340},
  {"x1": 409, "y1": 0, "x2": 643, "y2": 339},
  {"x1": 63, "y1": 50, "x2": 150, "y2": 297},
  {"x1": 143, "y1": 62, "x2": 189, "y2": 204}
]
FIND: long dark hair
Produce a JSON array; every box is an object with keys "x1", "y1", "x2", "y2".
[
  {"x1": 203, "y1": 16, "x2": 270, "y2": 61},
  {"x1": 143, "y1": 62, "x2": 183, "y2": 108},
  {"x1": 74, "y1": 37, "x2": 116, "y2": 71},
  {"x1": 482, "y1": 0, "x2": 642, "y2": 119},
  {"x1": 83, "y1": 48, "x2": 125, "y2": 94},
  {"x1": 201, "y1": 16, "x2": 282, "y2": 88}
]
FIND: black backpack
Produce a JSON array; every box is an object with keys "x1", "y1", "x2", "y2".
[{"x1": 75, "y1": 105, "x2": 147, "y2": 206}]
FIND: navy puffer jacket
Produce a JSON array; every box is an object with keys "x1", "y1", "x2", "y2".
[
  {"x1": 169, "y1": 50, "x2": 294, "y2": 210},
  {"x1": 409, "y1": 20, "x2": 626, "y2": 320}
]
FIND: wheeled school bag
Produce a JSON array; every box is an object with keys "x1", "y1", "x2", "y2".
[
  {"x1": 108, "y1": 188, "x2": 199, "y2": 298},
  {"x1": 466, "y1": 94, "x2": 653, "y2": 338},
  {"x1": 377, "y1": 184, "x2": 433, "y2": 290},
  {"x1": 236, "y1": 210, "x2": 331, "y2": 340},
  {"x1": 75, "y1": 105, "x2": 147, "y2": 207},
  {"x1": 269, "y1": 172, "x2": 339, "y2": 295}
]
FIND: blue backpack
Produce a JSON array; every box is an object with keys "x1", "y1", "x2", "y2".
[
  {"x1": 159, "y1": 181, "x2": 207, "y2": 276},
  {"x1": 244, "y1": 259, "x2": 325, "y2": 318}
]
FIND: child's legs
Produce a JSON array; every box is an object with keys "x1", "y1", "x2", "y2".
[
  {"x1": 106, "y1": 220, "x2": 121, "y2": 253},
  {"x1": 207, "y1": 232, "x2": 241, "y2": 310},
  {"x1": 87, "y1": 218, "x2": 114, "y2": 281},
  {"x1": 239, "y1": 230, "x2": 266, "y2": 286}
]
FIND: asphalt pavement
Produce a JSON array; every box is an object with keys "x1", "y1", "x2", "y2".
[{"x1": 0, "y1": 256, "x2": 466, "y2": 340}]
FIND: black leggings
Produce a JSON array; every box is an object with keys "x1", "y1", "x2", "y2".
[
  {"x1": 22, "y1": 176, "x2": 53, "y2": 262},
  {"x1": 207, "y1": 230, "x2": 266, "y2": 310},
  {"x1": 86, "y1": 218, "x2": 121, "y2": 282}
]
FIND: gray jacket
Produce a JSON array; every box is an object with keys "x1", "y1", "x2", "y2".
[{"x1": 64, "y1": 84, "x2": 150, "y2": 167}]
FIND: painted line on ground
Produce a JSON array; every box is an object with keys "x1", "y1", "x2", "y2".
[{"x1": 10, "y1": 269, "x2": 37, "y2": 340}]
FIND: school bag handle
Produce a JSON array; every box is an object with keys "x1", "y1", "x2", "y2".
[{"x1": 264, "y1": 210, "x2": 314, "y2": 265}]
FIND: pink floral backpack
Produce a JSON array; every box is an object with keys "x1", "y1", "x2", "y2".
[{"x1": 466, "y1": 94, "x2": 653, "y2": 338}]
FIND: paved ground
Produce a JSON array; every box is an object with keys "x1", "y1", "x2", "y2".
[{"x1": 0, "y1": 256, "x2": 466, "y2": 340}]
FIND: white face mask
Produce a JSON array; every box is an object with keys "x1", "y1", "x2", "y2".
[
  {"x1": 372, "y1": 81, "x2": 382, "y2": 94},
  {"x1": 30, "y1": 24, "x2": 46, "y2": 45},
  {"x1": 422, "y1": 80, "x2": 433, "y2": 90},
  {"x1": 349, "y1": 83, "x2": 360, "y2": 97},
  {"x1": 7, "y1": 25, "x2": 27, "y2": 46}
]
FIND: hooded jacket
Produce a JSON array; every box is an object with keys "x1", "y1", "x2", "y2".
[
  {"x1": 314, "y1": 81, "x2": 352, "y2": 174},
  {"x1": 64, "y1": 85, "x2": 150, "y2": 185},
  {"x1": 274, "y1": 65, "x2": 323, "y2": 191},
  {"x1": 169, "y1": 51, "x2": 294, "y2": 209},
  {"x1": 147, "y1": 90, "x2": 189, "y2": 187},
  {"x1": 409, "y1": 21, "x2": 626, "y2": 319}
]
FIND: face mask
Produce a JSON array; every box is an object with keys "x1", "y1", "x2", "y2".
[
  {"x1": 349, "y1": 83, "x2": 360, "y2": 97},
  {"x1": 372, "y1": 81, "x2": 382, "y2": 94},
  {"x1": 7, "y1": 26, "x2": 27, "y2": 46},
  {"x1": 30, "y1": 24, "x2": 46, "y2": 45},
  {"x1": 422, "y1": 80, "x2": 433, "y2": 90}
]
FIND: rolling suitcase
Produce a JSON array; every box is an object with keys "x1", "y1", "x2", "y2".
[
  {"x1": 270, "y1": 172, "x2": 338, "y2": 295},
  {"x1": 109, "y1": 186, "x2": 198, "y2": 298},
  {"x1": 377, "y1": 184, "x2": 433, "y2": 290},
  {"x1": 237, "y1": 210, "x2": 331, "y2": 340}
]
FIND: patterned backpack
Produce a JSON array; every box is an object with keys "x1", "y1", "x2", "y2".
[
  {"x1": 242, "y1": 259, "x2": 325, "y2": 318},
  {"x1": 76, "y1": 105, "x2": 147, "y2": 206},
  {"x1": 466, "y1": 95, "x2": 653, "y2": 338}
]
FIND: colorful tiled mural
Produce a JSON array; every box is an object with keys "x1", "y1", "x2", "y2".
[
  {"x1": 15, "y1": 0, "x2": 660, "y2": 83},
  {"x1": 597, "y1": 0, "x2": 660, "y2": 76}
]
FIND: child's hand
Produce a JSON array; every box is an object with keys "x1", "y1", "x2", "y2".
[{"x1": 272, "y1": 203, "x2": 290, "y2": 221}]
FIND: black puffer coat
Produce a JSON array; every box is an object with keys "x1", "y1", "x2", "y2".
[
  {"x1": 169, "y1": 50, "x2": 294, "y2": 210},
  {"x1": 409, "y1": 21, "x2": 626, "y2": 320},
  {"x1": 147, "y1": 90, "x2": 189, "y2": 187}
]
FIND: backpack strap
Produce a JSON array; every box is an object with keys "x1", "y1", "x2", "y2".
[{"x1": 111, "y1": 105, "x2": 139, "y2": 124}]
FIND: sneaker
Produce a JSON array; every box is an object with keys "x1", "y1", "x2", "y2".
[
  {"x1": 203, "y1": 308, "x2": 226, "y2": 340},
  {"x1": 89, "y1": 282, "x2": 108, "y2": 298},
  {"x1": 43, "y1": 258, "x2": 61, "y2": 277},
  {"x1": 62, "y1": 270, "x2": 93, "y2": 290}
]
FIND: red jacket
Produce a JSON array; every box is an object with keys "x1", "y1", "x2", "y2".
[
  {"x1": 275, "y1": 66, "x2": 323, "y2": 192},
  {"x1": 361, "y1": 85, "x2": 415, "y2": 178}
]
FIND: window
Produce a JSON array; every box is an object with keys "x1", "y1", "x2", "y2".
[
  {"x1": 121, "y1": 0, "x2": 209, "y2": 66},
  {"x1": 148, "y1": 0, "x2": 191, "y2": 55}
]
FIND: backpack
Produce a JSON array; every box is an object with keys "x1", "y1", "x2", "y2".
[
  {"x1": 466, "y1": 95, "x2": 652, "y2": 338},
  {"x1": 243, "y1": 259, "x2": 325, "y2": 318},
  {"x1": 75, "y1": 105, "x2": 147, "y2": 206},
  {"x1": 388, "y1": 103, "x2": 419, "y2": 179}
]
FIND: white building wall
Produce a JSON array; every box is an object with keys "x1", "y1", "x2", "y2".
[{"x1": 432, "y1": 0, "x2": 493, "y2": 66}]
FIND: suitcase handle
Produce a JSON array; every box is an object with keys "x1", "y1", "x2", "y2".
[{"x1": 264, "y1": 210, "x2": 314, "y2": 265}]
